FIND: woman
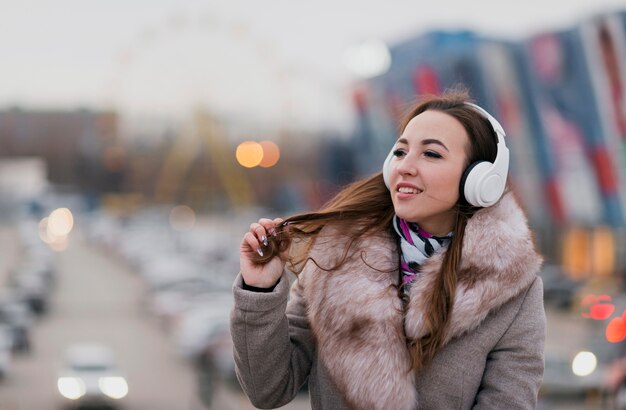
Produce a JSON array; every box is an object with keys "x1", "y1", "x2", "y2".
[{"x1": 230, "y1": 91, "x2": 546, "y2": 409}]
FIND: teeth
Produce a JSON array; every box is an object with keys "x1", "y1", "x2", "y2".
[{"x1": 398, "y1": 187, "x2": 419, "y2": 194}]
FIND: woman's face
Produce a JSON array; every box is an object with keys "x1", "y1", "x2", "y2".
[{"x1": 388, "y1": 110, "x2": 470, "y2": 236}]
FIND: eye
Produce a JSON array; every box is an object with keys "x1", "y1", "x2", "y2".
[
  {"x1": 424, "y1": 150, "x2": 442, "y2": 159},
  {"x1": 392, "y1": 149, "x2": 406, "y2": 158}
]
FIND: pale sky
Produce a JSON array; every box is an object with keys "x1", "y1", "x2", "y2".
[{"x1": 1, "y1": 0, "x2": 626, "y2": 132}]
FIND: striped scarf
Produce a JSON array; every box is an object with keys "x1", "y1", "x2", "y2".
[{"x1": 392, "y1": 216, "x2": 452, "y2": 293}]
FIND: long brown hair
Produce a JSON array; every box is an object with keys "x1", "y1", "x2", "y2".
[{"x1": 254, "y1": 89, "x2": 499, "y2": 370}]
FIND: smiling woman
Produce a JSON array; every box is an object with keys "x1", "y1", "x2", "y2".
[
  {"x1": 385, "y1": 111, "x2": 470, "y2": 236},
  {"x1": 229, "y1": 90, "x2": 546, "y2": 410}
]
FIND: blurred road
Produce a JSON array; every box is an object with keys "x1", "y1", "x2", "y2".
[
  {"x1": 0, "y1": 225, "x2": 613, "y2": 410},
  {"x1": 0, "y1": 230, "x2": 310, "y2": 410},
  {"x1": 0, "y1": 231, "x2": 201, "y2": 409}
]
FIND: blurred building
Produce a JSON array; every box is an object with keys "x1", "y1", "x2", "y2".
[
  {"x1": 351, "y1": 11, "x2": 626, "y2": 279},
  {"x1": 0, "y1": 105, "x2": 346, "y2": 216},
  {"x1": 0, "y1": 108, "x2": 121, "y2": 193}
]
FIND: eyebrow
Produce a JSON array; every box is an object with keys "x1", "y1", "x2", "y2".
[{"x1": 397, "y1": 137, "x2": 449, "y2": 152}]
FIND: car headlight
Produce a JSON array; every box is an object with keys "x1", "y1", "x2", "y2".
[
  {"x1": 572, "y1": 351, "x2": 597, "y2": 377},
  {"x1": 99, "y1": 376, "x2": 128, "y2": 399},
  {"x1": 57, "y1": 377, "x2": 86, "y2": 400}
]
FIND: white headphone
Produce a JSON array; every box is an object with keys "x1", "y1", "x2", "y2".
[{"x1": 382, "y1": 102, "x2": 509, "y2": 208}]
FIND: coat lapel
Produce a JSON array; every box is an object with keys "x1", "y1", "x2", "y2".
[{"x1": 405, "y1": 193, "x2": 543, "y2": 343}]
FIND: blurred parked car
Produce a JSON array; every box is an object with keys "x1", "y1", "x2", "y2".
[
  {"x1": 150, "y1": 278, "x2": 227, "y2": 327},
  {"x1": 540, "y1": 264, "x2": 582, "y2": 310},
  {"x1": 0, "y1": 291, "x2": 32, "y2": 352},
  {"x1": 542, "y1": 307, "x2": 621, "y2": 404},
  {"x1": 0, "y1": 324, "x2": 12, "y2": 380},
  {"x1": 57, "y1": 344, "x2": 128, "y2": 409},
  {"x1": 173, "y1": 295, "x2": 236, "y2": 408},
  {"x1": 172, "y1": 295, "x2": 233, "y2": 360},
  {"x1": 9, "y1": 270, "x2": 49, "y2": 315}
]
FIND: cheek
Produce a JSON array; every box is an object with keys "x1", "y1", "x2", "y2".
[
  {"x1": 388, "y1": 162, "x2": 403, "y2": 186},
  {"x1": 428, "y1": 167, "x2": 464, "y2": 196}
]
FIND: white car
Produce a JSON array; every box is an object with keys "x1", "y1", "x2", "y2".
[{"x1": 57, "y1": 344, "x2": 128, "y2": 409}]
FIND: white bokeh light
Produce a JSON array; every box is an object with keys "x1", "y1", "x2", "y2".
[{"x1": 572, "y1": 351, "x2": 597, "y2": 377}]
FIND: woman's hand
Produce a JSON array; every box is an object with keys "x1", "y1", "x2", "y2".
[{"x1": 240, "y1": 218, "x2": 287, "y2": 288}]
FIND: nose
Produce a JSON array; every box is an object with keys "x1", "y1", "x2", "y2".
[{"x1": 395, "y1": 156, "x2": 417, "y2": 177}]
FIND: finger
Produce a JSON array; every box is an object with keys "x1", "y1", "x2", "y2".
[
  {"x1": 249, "y1": 222, "x2": 269, "y2": 246},
  {"x1": 258, "y1": 218, "x2": 277, "y2": 237},
  {"x1": 269, "y1": 218, "x2": 284, "y2": 236},
  {"x1": 242, "y1": 232, "x2": 264, "y2": 257},
  {"x1": 258, "y1": 218, "x2": 274, "y2": 227}
]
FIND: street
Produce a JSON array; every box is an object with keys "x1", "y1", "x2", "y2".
[
  {"x1": 0, "y1": 223, "x2": 603, "y2": 410},
  {"x1": 0, "y1": 228, "x2": 310, "y2": 410}
]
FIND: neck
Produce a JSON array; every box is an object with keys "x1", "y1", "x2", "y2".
[{"x1": 414, "y1": 214, "x2": 455, "y2": 238}]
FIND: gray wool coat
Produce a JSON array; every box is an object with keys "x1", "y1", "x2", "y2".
[{"x1": 231, "y1": 193, "x2": 546, "y2": 409}]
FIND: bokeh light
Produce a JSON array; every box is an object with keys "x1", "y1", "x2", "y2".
[
  {"x1": 572, "y1": 351, "x2": 597, "y2": 377},
  {"x1": 259, "y1": 140, "x2": 280, "y2": 168},
  {"x1": 169, "y1": 205, "x2": 196, "y2": 231},
  {"x1": 590, "y1": 302, "x2": 615, "y2": 320},
  {"x1": 48, "y1": 208, "x2": 74, "y2": 237},
  {"x1": 99, "y1": 376, "x2": 129, "y2": 399},
  {"x1": 38, "y1": 209, "x2": 73, "y2": 251},
  {"x1": 38, "y1": 217, "x2": 53, "y2": 244},
  {"x1": 236, "y1": 141, "x2": 263, "y2": 168},
  {"x1": 606, "y1": 317, "x2": 626, "y2": 343},
  {"x1": 57, "y1": 377, "x2": 86, "y2": 400},
  {"x1": 581, "y1": 294, "x2": 615, "y2": 320}
]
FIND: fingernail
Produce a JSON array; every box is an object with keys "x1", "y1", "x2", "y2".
[
  {"x1": 269, "y1": 228, "x2": 277, "y2": 237},
  {"x1": 261, "y1": 235, "x2": 268, "y2": 246},
  {"x1": 257, "y1": 248, "x2": 264, "y2": 257}
]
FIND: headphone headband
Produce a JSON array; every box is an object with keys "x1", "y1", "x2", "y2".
[{"x1": 464, "y1": 102, "x2": 506, "y2": 143}]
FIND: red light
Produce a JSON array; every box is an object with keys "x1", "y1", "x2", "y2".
[
  {"x1": 590, "y1": 303, "x2": 615, "y2": 320},
  {"x1": 581, "y1": 294, "x2": 615, "y2": 320},
  {"x1": 606, "y1": 317, "x2": 626, "y2": 343}
]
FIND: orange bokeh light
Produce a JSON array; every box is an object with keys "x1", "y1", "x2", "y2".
[
  {"x1": 606, "y1": 317, "x2": 626, "y2": 343},
  {"x1": 236, "y1": 141, "x2": 263, "y2": 168},
  {"x1": 259, "y1": 140, "x2": 280, "y2": 168}
]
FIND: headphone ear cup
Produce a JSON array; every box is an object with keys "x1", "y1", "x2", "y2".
[
  {"x1": 459, "y1": 161, "x2": 481, "y2": 204},
  {"x1": 462, "y1": 161, "x2": 506, "y2": 207},
  {"x1": 462, "y1": 161, "x2": 491, "y2": 207},
  {"x1": 382, "y1": 149, "x2": 394, "y2": 190}
]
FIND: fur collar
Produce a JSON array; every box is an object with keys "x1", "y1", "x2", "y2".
[{"x1": 297, "y1": 193, "x2": 542, "y2": 410}]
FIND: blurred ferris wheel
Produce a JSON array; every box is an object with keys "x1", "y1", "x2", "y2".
[{"x1": 102, "y1": 8, "x2": 344, "y2": 132}]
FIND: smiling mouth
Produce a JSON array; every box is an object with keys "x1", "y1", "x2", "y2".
[{"x1": 397, "y1": 187, "x2": 422, "y2": 194}]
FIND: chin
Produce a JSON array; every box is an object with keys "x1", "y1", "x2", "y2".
[{"x1": 392, "y1": 208, "x2": 421, "y2": 223}]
